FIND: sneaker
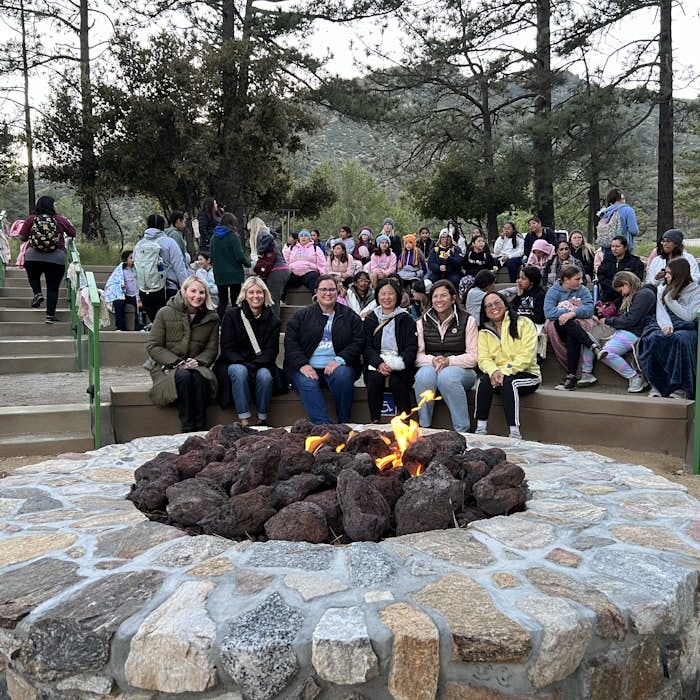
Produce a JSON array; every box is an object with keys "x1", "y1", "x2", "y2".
[
  {"x1": 627, "y1": 375, "x2": 649, "y2": 393},
  {"x1": 509, "y1": 427, "x2": 522, "y2": 440},
  {"x1": 648, "y1": 386, "x2": 662, "y2": 398},
  {"x1": 669, "y1": 389, "x2": 688, "y2": 400},
  {"x1": 555, "y1": 375, "x2": 578, "y2": 391},
  {"x1": 45, "y1": 315, "x2": 58, "y2": 324},
  {"x1": 31, "y1": 293, "x2": 44, "y2": 308},
  {"x1": 474, "y1": 426, "x2": 488, "y2": 435},
  {"x1": 591, "y1": 344, "x2": 608, "y2": 361},
  {"x1": 577, "y1": 373, "x2": 597, "y2": 387}
]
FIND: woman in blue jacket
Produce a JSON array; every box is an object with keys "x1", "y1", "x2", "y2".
[{"x1": 544, "y1": 265, "x2": 606, "y2": 391}]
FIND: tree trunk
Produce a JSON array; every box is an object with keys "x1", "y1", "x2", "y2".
[
  {"x1": 532, "y1": 0, "x2": 555, "y2": 229},
  {"x1": 656, "y1": 0, "x2": 673, "y2": 239},
  {"x1": 19, "y1": 0, "x2": 35, "y2": 211},
  {"x1": 481, "y1": 79, "x2": 499, "y2": 238},
  {"x1": 78, "y1": 0, "x2": 102, "y2": 240},
  {"x1": 587, "y1": 178, "x2": 600, "y2": 244}
]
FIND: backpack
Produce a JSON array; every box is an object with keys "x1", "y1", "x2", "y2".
[
  {"x1": 134, "y1": 238, "x2": 167, "y2": 293},
  {"x1": 596, "y1": 209, "x2": 622, "y2": 248},
  {"x1": 28, "y1": 214, "x2": 60, "y2": 253}
]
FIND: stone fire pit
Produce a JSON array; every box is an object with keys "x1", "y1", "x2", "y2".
[{"x1": 1, "y1": 428, "x2": 700, "y2": 700}]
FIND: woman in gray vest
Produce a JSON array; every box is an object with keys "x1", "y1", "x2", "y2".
[{"x1": 414, "y1": 280, "x2": 478, "y2": 432}]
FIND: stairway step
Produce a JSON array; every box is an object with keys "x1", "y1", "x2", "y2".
[
  {"x1": 0, "y1": 308, "x2": 71, "y2": 322},
  {"x1": 0, "y1": 322, "x2": 73, "y2": 336},
  {"x1": 0, "y1": 338, "x2": 75, "y2": 356},
  {"x1": 0, "y1": 403, "x2": 91, "y2": 437},
  {"x1": 0, "y1": 296, "x2": 67, "y2": 308},
  {"x1": 1, "y1": 355, "x2": 77, "y2": 374},
  {"x1": 0, "y1": 433, "x2": 95, "y2": 458}
]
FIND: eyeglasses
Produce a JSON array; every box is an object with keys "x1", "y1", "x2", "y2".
[
  {"x1": 317, "y1": 288, "x2": 338, "y2": 294},
  {"x1": 484, "y1": 302, "x2": 505, "y2": 310}
]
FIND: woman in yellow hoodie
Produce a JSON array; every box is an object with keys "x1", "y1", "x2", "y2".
[{"x1": 475, "y1": 292, "x2": 541, "y2": 440}]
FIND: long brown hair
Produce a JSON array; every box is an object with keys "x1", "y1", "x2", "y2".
[
  {"x1": 612, "y1": 271, "x2": 642, "y2": 313},
  {"x1": 662, "y1": 257, "x2": 692, "y2": 302}
]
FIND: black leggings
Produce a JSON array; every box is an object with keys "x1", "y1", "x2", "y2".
[
  {"x1": 554, "y1": 318, "x2": 595, "y2": 375},
  {"x1": 475, "y1": 372, "x2": 540, "y2": 427},
  {"x1": 174, "y1": 368, "x2": 210, "y2": 431},
  {"x1": 24, "y1": 260, "x2": 65, "y2": 316},
  {"x1": 365, "y1": 368, "x2": 414, "y2": 422},
  {"x1": 216, "y1": 284, "x2": 241, "y2": 319}
]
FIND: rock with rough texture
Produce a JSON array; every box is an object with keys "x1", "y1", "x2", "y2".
[
  {"x1": 220, "y1": 593, "x2": 302, "y2": 700},
  {"x1": 165, "y1": 477, "x2": 228, "y2": 526},
  {"x1": 312, "y1": 606, "x2": 379, "y2": 684},
  {"x1": 128, "y1": 452, "x2": 180, "y2": 511},
  {"x1": 271, "y1": 474, "x2": 326, "y2": 508},
  {"x1": 0, "y1": 558, "x2": 82, "y2": 627},
  {"x1": 264, "y1": 502, "x2": 329, "y2": 543},
  {"x1": 283, "y1": 573, "x2": 348, "y2": 601},
  {"x1": 175, "y1": 445, "x2": 224, "y2": 479},
  {"x1": 336, "y1": 469, "x2": 390, "y2": 542},
  {"x1": 470, "y1": 516, "x2": 556, "y2": 550},
  {"x1": 390, "y1": 529, "x2": 495, "y2": 569},
  {"x1": 230, "y1": 443, "x2": 282, "y2": 495},
  {"x1": 394, "y1": 464, "x2": 464, "y2": 535},
  {"x1": 245, "y1": 540, "x2": 336, "y2": 570},
  {"x1": 124, "y1": 580, "x2": 217, "y2": 693},
  {"x1": 0, "y1": 532, "x2": 77, "y2": 568},
  {"x1": 304, "y1": 490, "x2": 343, "y2": 536},
  {"x1": 198, "y1": 487, "x2": 276, "y2": 538},
  {"x1": 379, "y1": 603, "x2": 439, "y2": 700},
  {"x1": 473, "y1": 462, "x2": 527, "y2": 515},
  {"x1": 517, "y1": 595, "x2": 593, "y2": 687},
  {"x1": 153, "y1": 535, "x2": 230, "y2": 567},
  {"x1": 94, "y1": 520, "x2": 184, "y2": 559},
  {"x1": 19, "y1": 570, "x2": 165, "y2": 680},
  {"x1": 346, "y1": 542, "x2": 398, "y2": 587},
  {"x1": 413, "y1": 575, "x2": 531, "y2": 663},
  {"x1": 524, "y1": 567, "x2": 627, "y2": 640}
]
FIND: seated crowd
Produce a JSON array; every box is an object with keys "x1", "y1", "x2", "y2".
[{"x1": 137, "y1": 206, "x2": 700, "y2": 440}]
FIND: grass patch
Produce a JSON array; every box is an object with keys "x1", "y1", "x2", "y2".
[{"x1": 7, "y1": 238, "x2": 120, "y2": 267}]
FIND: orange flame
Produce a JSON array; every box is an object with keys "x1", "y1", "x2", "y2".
[{"x1": 305, "y1": 433, "x2": 331, "y2": 455}]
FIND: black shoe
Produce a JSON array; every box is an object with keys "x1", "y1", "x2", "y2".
[
  {"x1": 592, "y1": 344, "x2": 608, "y2": 361},
  {"x1": 31, "y1": 293, "x2": 44, "y2": 308},
  {"x1": 556, "y1": 375, "x2": 578, "y2": 391},
  {"x1": 45, "y1": 315, "x2": 58, "y2": 324}
]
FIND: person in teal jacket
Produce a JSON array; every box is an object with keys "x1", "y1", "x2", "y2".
[{"x1": 210, "y1": 212, "x2": 250, "y2": 319}]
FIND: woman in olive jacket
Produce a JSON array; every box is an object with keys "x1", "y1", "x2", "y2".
[{"x1": 147, "y1": 276, "x2": 220, "y2": 432}]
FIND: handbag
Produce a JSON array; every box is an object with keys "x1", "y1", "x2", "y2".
[{"x1": 253, "y1": 249, "x2": 276, "y2": 280}]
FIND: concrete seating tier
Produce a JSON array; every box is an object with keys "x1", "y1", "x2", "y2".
[{"x1": 109, "y1": 381, "x2": 692, "y2": 459}]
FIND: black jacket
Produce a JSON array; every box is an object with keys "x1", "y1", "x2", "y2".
[
  {"x1": 509, "y1": 287, "x2": 546, "y2": 325},
  {"x1": 605, "y1": 285, "x2": 656, "y2": 337},
  {"x1": 363, "y1": 311, "x2": 418, "y2": 374},
  {"x1": 597, "y1": 252, "x2": 646, "y2": 305},
  {"x1": 284, "y1": 302, "x2": 364, "y2": 378},
  {"x1": 523, "y1": 228, "x2": 557, "y2": 258},
  {"x1": 220, "y1": 302, "x2": 280, "y2": 370}
]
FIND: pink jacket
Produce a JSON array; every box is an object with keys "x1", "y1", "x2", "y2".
[
  {"x1": 284, "y1": 241, "x2": 326, "y2": 276},
  {"x1": 370, "y1": 251, "x2": 397, "y2": 274}
]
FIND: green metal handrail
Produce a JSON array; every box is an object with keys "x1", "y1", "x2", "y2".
[{"x1": 85, "y1": 271, "x2": 102, "y2": 450}]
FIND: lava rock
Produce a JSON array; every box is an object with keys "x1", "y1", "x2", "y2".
[
  {"x1": 196, "y1": 461, "x2": 239, "y2": 492},
  {"x1": 272, "y1": 474, "x2": 326, "y2": 508},
  {"x1": 365, "y1": 469, "x2": 406, "y2": 509},
  {"x1": 128, "y1": 453, "x2": 181, "y2": 512},
  {"x1": 394, "y1": 464, "x2": 464, "y2": 536},
  {"x1": 425, "y1": 430, "x2": 466, "y2": 456},
  {"x1": 304, "y1": 490, "x2": 343, "y2": 537},
  {"x1": 175, "y1": 445, "x2": 225, "y2": 479},
  {"x1": 473, "y1": 462, "x2": 527, "y2": 515},
  {"x1": 134, "y1": 451, "x2": 179, "y2": 481},
  {"x1": 264, "y1": 502, "x2": 329, "y2": 543},
  {"x1": 336, "y1": 469, "x2": 390, "y2": 542},
  {"x1": 208, "y1": 422, "x2": 256, "y2": 448},
  {"x1": 457, "y1": 505, "x2": 489, "y2": 527},
  {"x1": 165, "y1": 478, "x2": 228, "y2": 526},
  {"x1": 312, "y1": 448, "x2": 359, "y2": 485},
  {"x1": 463, "y1": 447, "x2": 501, "y2": 468},
  {"x1": 198, "y1": 486, "x2": 276, "y2": 538},
  {"x1": 178, "y1": 435, "x2": 209, "y2": 455},
  {"x1": 343, "y1": 430, "x2": 394, "y2": 461},
  {"x1": 278, "y1": 447, "x2": 315, "y2": 480},
  {"x1": 230, "y1": 443, "x2": 282, "y2": 495},
  {"x1": 401, "y1": 438, "x2": 436, "y2": 476}
]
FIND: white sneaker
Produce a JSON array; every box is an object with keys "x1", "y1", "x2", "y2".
[
  {"x1": 627, "y1": 375, "x2": 649, "y2": 393},
  {"x1": 474, "y1": 426, "x2": 488, "y2": 436},
  {"x1": 669, "y1": 389, "x2": 688, "y2": 400},
  {"x1": 577, "y1": 373, "x2": 597, "y2": 387},
  {"x1": 648, "y1": 386, "x2": 662, "y2": 398},
  {"x1": 509, "y1": 428, "x2": 522, "y2": 440}
]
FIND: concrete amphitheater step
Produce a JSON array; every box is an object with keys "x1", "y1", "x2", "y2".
[
  {"x1": 0, "y1": 403, "x2": 94, "y2": 458},
  {"x1": 0, "y1": 321, "x2": 72, "y2": 336}
]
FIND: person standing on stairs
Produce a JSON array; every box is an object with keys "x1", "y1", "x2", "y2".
[{"x1": 18, "y1": 195, "x2": 76, "y2": 324}]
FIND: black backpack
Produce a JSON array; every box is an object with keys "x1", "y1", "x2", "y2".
[{"x1": 29, "y1": 214, "x2": 60, "y2": 253}]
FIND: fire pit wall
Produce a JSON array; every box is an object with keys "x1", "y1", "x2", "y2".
[{"x1": 1, "y1": 429, "x2": 700, "y2": 700}]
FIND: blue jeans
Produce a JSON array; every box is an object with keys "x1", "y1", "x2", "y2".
[
  {"x1": 291, "y1": 365, "x2": 355, "y2": 424},
  {"x1": 414, "y1": 364, "x2": 476, "y2": 432},
  {"x1": 227, "y1": 364, "x2": 273, "y2": 420}
]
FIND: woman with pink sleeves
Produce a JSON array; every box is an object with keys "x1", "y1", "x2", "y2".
[{"x1": 369, "y1": 234, "x2": 398, "y2": 287}]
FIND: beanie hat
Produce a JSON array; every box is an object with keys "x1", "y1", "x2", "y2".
[
  {"x1": 382, "y1": 217, "x2": 394, "y2": 228},
  {"x1": 438, "y1": 227, "x2": 451, "y2": 240},
  {"x1": 358, "y1": 227, "x2": 373, "y2": 240},
  {"x1": 298, "y1": 228, "x2": 311, "y2": 239},
  {"x1": 662, "y1": 229, "x2": 684, "y2": 246},
  {"x1": 376, "y1": 234, "x2": 391, "y2": 245},
  {"x1": 403, "y1": 233, "x2": 417, "y2": 247}
]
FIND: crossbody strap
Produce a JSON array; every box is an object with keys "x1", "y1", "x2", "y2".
[{"x1": 241, "y1": 313, "x2": 262, "y2": 355}]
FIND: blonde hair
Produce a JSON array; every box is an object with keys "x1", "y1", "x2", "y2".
[
  {"x1": 569, "y1": 229, "x2": 595, "y2": 263},
  {"x1": 247, "y1": 217, "x2": 267, "y2": 254},
  {"x1": 612, "y1": 271, "x2": 642, "y2": 312},
  {"x1": 181, "y1": 275, "x2": 216, "y2": 311},
  {"x1": 236, "y1": 275, "x2": 274, "y2": 308}
]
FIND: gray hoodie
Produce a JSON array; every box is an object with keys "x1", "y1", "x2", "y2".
[{"x1": 142, "y1": 228, "x2": 189, "y2": 290}]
